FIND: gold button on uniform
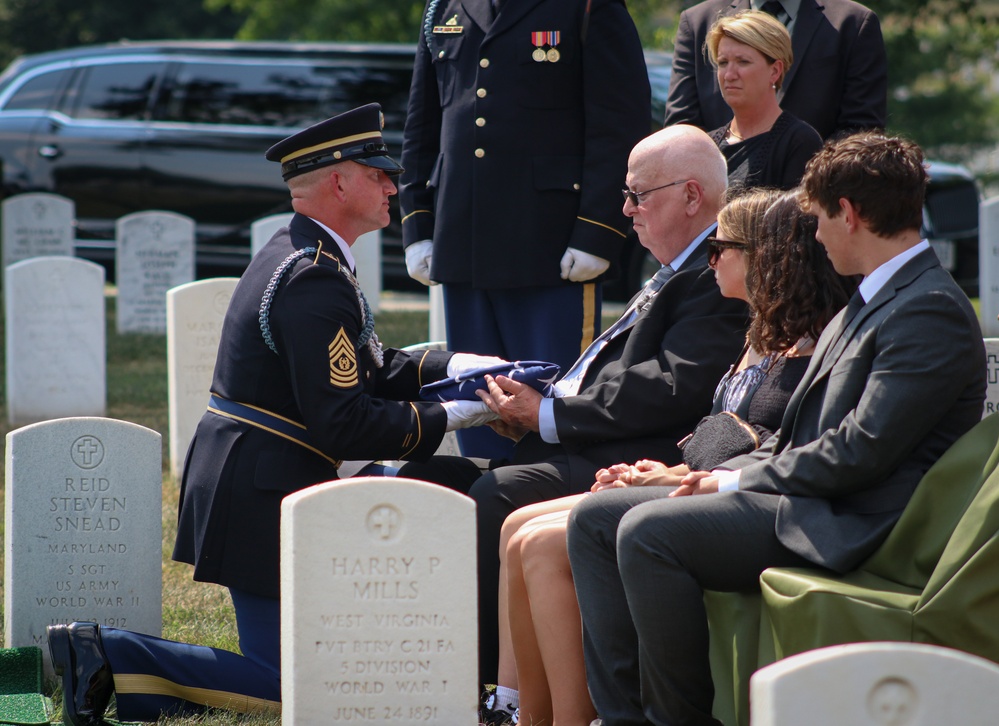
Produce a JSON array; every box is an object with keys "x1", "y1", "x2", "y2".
[
  {"x1": 476, "y1": 88, "x2": 487, "y2": 98},
  {"x1": 573, "y1": 183, "x2": 581, "y2": 190},
  {"x1": 480, "y1": 58, "x2": 490, "y2": 68},
  {"x1": 475, "y1": 148, "x2": 485, "y2": 158},
  {"x1": 475, "y1": 117, "x2": 486, "y2": 127},
  {"x1": 438, "y1": 51, "x2": 445, "y2": 59}
]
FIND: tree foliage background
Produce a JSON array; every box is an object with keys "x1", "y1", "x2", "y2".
[{"x1": 0, "y1": 0, "x2": 993, "y2": 171}]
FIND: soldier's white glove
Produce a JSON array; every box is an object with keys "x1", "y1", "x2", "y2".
[
  {"x1": 560, "y1": 247, "x2": 610, "y2": 282},
  {"x1": 405, "y1": 239, "x2": 437, "y2": 286},
  {"x1": 447, "y1": 353, "x2": 509, "y2": 378},
  {"x1": 443, "y1": 400, "x2": 500, "y2": 431}
]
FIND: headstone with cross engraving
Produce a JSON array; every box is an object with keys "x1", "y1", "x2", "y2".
[
  {"x1": 4, "y1": 417, "x2": 162, "y2": 672},
  {"x1": 2, "y1": 193, "x2": 75, "y2": 270},
  {"x1": 750, "y1": 642, "x2": 999, "y2": 726},
  {"x1": 167, "y1": 278, "x2": 239, "y2": 478},
  {"x1": 5, "y1": 257, "x2": 106, "y2": 426},
  {"x1": 280, "y1": 477, "x2": 478, "y2": 725},
  {"x1": 116, "y1": 211, "x2": 195, "y2": 334},
  {"x1": 982, "y1": 338, "x2": 999, "y2": 419}
]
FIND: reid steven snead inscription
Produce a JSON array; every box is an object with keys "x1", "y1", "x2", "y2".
[
  {"x1": 167, "y1": 277, "x2": 238, "y2": 478},
  {"x1": 1, "y1": 192, "x2": 75, "y2": 269},
  {"x1": 5, "y1": 256, "x2": 106, "y2": 426},
  {"x1": 4, "y1": 417, "x2": 163, "y2": 672},
  {"x1": 116, "y1": 211, "x2": 195, "y2": 335},
  {"x1": 281, "y1": 477, "x2": 478, "y2": 725}
]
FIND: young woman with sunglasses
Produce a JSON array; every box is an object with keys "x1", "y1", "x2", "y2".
[{"x1": 481, "y1": 189, "x2": 854, "y2": 726}]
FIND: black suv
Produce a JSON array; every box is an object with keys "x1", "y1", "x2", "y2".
[
  {"x1": 0, "y1": 40, "x2": 982, "y2": 295},
  {"x1": 0, "y1": 40, "x2": 415, "y2": 279}
]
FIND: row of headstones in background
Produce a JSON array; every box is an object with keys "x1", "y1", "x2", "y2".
[
  {"x1": 4, "y1": 417, "x2": 163, "y2": 674},
  {"x1": 1, "y1": 192, "x2": 195, "y2": 334}
]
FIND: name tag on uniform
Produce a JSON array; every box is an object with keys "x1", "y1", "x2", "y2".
[{"x1": 434, "y1": 14, "x2": 463, "y2": 32}]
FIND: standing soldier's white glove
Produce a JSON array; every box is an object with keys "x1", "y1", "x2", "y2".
[
  {"x1": 560, "y1": 247, "x2": 610, "y2": 282},
  {"x1": 406, "y1": 240, "x2": 437, "y2": 286}
]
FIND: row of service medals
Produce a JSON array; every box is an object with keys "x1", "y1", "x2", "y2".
[{"x1": 532, "y1": 31, "x2": 561, "y2": 62}]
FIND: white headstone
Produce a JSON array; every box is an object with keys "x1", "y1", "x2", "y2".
[
  {"x1": 751, "y1": 642, "x2": 999, "y2": 726},
  {"x1": 4, "y1": 417, "x2": 163, "y2": 671},
  {"x1": 281, "y1": 477, "x2": 478, "y2": 726},
  {"x1": 2, "y1": 193, "x2": 75, "y2": 269},
  {"x1": 5, "y1": 257, "x2": 106, "y2": 426},
  {"x1": 978, "y1": 196, "x2": 999, "y2": 336},
  {"x1": 983, "y1": 339, "x2": 999, "y2": 419},
  {"x1": 251, "y1": 213, "x2": 294, "y2": 257},
  {"x1": 355, "y1": 229, "x2": 383, "y2": 314},
  {"x1": 116, "y1": 211, "x2": 195, "y2": 334},
  {"x1": 167, "y1": 278, "x2": 238, "y2": 477}
]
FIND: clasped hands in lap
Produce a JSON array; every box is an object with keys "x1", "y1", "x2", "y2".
[{"x1": 592, "y1": 460, "x2": 719, "y2": 495}]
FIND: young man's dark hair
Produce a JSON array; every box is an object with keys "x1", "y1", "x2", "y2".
[{"x1": 800, "y1": 132, "x2": 927, "y2": 237}]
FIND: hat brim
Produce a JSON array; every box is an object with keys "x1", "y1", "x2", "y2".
[{"x1": 354, "y1": 154, "x2": 404, "y2": 176}]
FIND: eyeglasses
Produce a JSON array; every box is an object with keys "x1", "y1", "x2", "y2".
[
  {"x1": 621, "y1": 179, "x2": 691, "y2": 206},
  {"x1": 706, "y1": 236, "x2": 748, "y2": 266}
]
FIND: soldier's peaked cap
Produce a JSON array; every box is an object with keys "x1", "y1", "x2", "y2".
[{"x1": 265, "y1": 103, "x2": 404, "y2": 180}]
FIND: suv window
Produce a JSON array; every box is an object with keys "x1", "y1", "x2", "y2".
[
  {"x1": 3, "y1": 68, "x2": 71, "y2": 111},
  {"x1": 63, "y1": 63, "x2": 158, "y2": 121},
  {"x1": 157, "y1": 60, "x2": 412, "y2": 129}
]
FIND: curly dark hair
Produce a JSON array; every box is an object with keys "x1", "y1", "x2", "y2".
[{"x1": 745, "y1": 191, "x2": 857, "y2": 353}]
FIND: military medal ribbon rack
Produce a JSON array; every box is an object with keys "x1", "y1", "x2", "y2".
[{"x1": 531, "y1": 31, "x2": 561, "y2": 62}]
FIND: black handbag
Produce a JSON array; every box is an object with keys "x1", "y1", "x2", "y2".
[{"x1": 678, "y1": 411, "x2": 771, "y2": 471}]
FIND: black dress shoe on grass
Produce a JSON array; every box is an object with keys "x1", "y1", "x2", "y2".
[{"x1": 47, "y1": 622, "x2": 114, "y2": 726}]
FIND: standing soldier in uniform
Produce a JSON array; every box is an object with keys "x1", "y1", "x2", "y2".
[
  {"x1": 46, "y1": 104, "x2": 497, "y2": 725},
  {"x1": 401, "y1": 0, "x2": 652, "y2": 457}
]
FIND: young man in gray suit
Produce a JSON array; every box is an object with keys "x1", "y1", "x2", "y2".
[{"x1": 567, "y1": 132, "x2": 987, "y2": 726}]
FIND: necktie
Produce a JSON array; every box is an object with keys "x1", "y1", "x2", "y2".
[
  {"x1": 554, "y1": 265, "x2": 675, "y2": 396},
  {"x1": 760, "y1": 0, "x2": 790, "y2": 26}
]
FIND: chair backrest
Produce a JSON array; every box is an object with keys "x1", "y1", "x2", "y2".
[
  {"x1": 750, "y1": 642, "x2": 999, "y2": 726},
  {"x1": 859, "y1": 413, "x2": 999, "y2": 589}
]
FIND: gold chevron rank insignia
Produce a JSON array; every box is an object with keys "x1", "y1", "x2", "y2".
[{"x1": 329, "y1": 328, "x2": 358, "y2": 388}]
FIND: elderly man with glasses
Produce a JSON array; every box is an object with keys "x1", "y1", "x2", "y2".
[{"x1": 400, "y1": 124, "x2": 750, "y2": 691}]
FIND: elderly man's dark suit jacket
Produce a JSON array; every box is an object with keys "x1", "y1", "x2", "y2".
[
  {"x1": 723, "y1": 248, "x2": 986, "y2": 572},
  {"x1": 400, "y1": 0, "x2": 651, "y2": 288},
  {"x1": 511, "y1": 240, "x2": 750, "y2": 483},
  {"x1": 173, "y1": 214, "x2": 452, "y2": 599},
  {"x1": 663, "y1": 0, "x2": 887, "y2": 140}
]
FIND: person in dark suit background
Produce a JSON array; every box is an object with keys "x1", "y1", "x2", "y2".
[
  {"x1": 567, "y1": 132, "x2": 986, "y2": 726},
  {"x1": 400, "y1": 0, "x2": 652, "y2": 459},
  {"x1": 46, "y1": 104, "x2": 500, "y2": 725},
  {"x1": 664, "y1": 0, "x2": 887, "y2": 140},
  {"x1": 703, "y1": 10, "x2": 823, "y2": 189},
  {"x1": 401, "y1": 124, "x2": 750, "y2": 688}
]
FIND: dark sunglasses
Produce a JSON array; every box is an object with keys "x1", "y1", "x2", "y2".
[
  {"x1": 706, "y1": 236, "x2": 748, "y2": 265},
  {"x1": 621, "y1": 178, "x2": 690, "y2": 206}
]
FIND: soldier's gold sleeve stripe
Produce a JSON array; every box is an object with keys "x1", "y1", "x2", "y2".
[
  {"x1": 401, "y1": 209, "x2": 433, "y2": 223},
  {"x1": 329, "y1": 328, "x2": 359, "y2": 388},
  {"x1": 114, "y1": 674, "x2": 281, "y2": 715},
  {"x1": 577, "y1": 216, "x2": 627, "y2": 238}
]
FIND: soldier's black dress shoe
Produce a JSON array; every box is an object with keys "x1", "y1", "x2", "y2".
[{"x1": 47, "y1": 622, "x2": 114, "y2": 726}]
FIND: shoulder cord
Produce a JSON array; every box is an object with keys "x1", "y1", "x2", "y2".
[
  {"x1": 259, "y1": 247, "x2": 317, "y2": 356},
  {"x1": 257, "y1": 247, "x2": 384, "y2": 368},
  {"x1": 423, "y1": 0, "x2": 442, "y2": 51}
]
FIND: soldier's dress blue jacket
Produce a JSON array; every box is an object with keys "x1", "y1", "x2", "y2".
[
  {"x1": 400, "y1": 0, "x2": 651, "y2": 289},
  {"x1": 99, "y1": 213, "x2": 454, "y2": 720},
  {"x1": 401, "y1": 0, "x2": 651, "y2": 457}
]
